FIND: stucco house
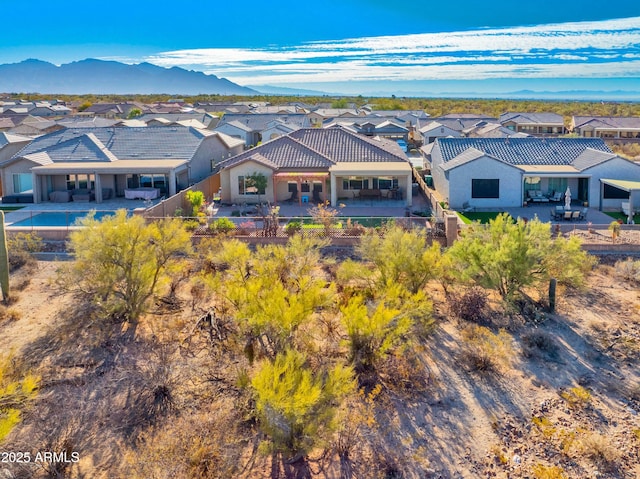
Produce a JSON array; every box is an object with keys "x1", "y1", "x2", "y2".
[
  {"x1": 214, "y1": 127, "x2": 414, "y2": 207},
  {"x1": 499, "y1": 112, "x2": 566, "y2": 136},
  {"x1": 214, "y1": 113, "x2": 311, "y2": 147},
  {"x1": 569, "y1": 116, "x2": 640, "y2": 139},
  {"x1": 0, "y1": 126, "x2": 244, "y2": 203},
  {"x1": 426, "y1": 137, "x2": 640, "y2": 210}
]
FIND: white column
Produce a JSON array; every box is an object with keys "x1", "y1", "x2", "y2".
[
  {"x1": 31, "y1": 172, "x2": 39, "y2": 204},
  {"x1": 94, "y1": 173, "x2": 102, "y2": 203},
  {"x1": 168, "y1": 170, "x2": 177, "y2": 196},
  {"x1": 405, "y1": 173, "x2": 412, "y2": 207},
  {"x1": 330, "y1": 173, "x2": 337, "y2": 207}
]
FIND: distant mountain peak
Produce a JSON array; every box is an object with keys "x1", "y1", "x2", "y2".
[{"x1": 0, "y1": 58, "x2": 256, "y2": 95}]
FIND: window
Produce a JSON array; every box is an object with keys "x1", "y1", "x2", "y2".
[
  {"x1": 65, "y1": 174, "x2": 94, "y2": 190},
  {"x1": 603, "y1": 184, "x2": 630, "y2": 199},
  {"x1": 471, "y1": 179, "x2": 499, "y2": 199},
  {"x1": 238, "y1": 175, "x2": 265, "y2": 195},
  {"x1": 372, "y1": 177, "x2": 398, "y2": 190},
  {"x1": 342, "y1": 177, "x2": 368, "y2": 190},
  {"x1": 12, "y1": 174, "x2": 32, "y2": 193}
]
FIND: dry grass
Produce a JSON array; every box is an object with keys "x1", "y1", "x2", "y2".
[
  {"x1": 459, "y1": 324, "x2": 515, "y2": 373},
  {"x1": 578, "y1": 433, "x2": 622, "y2": 472}
]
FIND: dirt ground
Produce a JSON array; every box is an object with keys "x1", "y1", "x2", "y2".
[{"x1": 1, "y1": 254, "x2": 639, "y2": 479}]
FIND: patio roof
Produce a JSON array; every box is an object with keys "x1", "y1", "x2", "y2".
[
  {"x1": 600, "y1": 178, "x2": 640, "y2": 192},
  {"x1": 521, "y1": 165, "x2": 580, "y2": 174},
  {"x1": 329, "y1": 162, "x2": 412, "y2": 175},
  {"x1": 31, "y1": 159, "x2": 188, "y2": 174}
]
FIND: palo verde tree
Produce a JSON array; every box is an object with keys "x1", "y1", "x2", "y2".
[
  {"x1": 251, "y1": 349, "x2": 355, "y2": 477},
  {"x1": 446, "y1": 213, "x2": 594, "y2": 301},
  {"x1": 354, "y1": 225, "x2": 445, "y2": 294},
  {"x1": 62, "y1": 210, "x2": 192, "y2": 323},
  {"x1": 205, "y1": 236, "x2": 334, "y2": 360}
]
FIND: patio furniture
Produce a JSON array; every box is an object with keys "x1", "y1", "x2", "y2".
[
  {"x1": 549, "y1": 191, "x2": 563, "y2": 202},
  {"x1": 527, "y1": 190, "x2": 549, "y2": 203},
  {"x1": 579, "y1": 207, "x2": 588, "y2": 220},
  {"x1": 285, "y1": 188, "x2": 299, "y2": 203},
  {"x1": 358, "y1": 189, "x2": 382, "y2": 200},
  {"x1": 312, "y1": 189, "x2": 323, "y2": 203},
  {"x1": 49, "y1": 191, "x2": 71, "y2": 203},
  {"x1": 571, "y1": 210, "x2": 581, "y2": 221},
  {"x1": 124, "y1": 187, "x2": 160, "y2": 200},
  {"x1": 563, "y1": 210, "x2": 572, "y2": 221},
  {"x1": 550, "y1": 208, "x2": 562, "y2": 221}
]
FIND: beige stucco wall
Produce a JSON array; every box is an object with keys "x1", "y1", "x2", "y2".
[{"x1": 222, "y1": 161, "x2": 274, "y2": 204}]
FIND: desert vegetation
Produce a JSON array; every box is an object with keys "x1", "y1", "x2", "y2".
[{"x1": 0, "y1": 214, "x2": 639, "y2": 478}]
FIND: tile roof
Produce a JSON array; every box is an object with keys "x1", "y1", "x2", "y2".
[
  {"x1": 499, "y1": 112, "x2": 564, "y2": 124},
  {"x1": 289, "y1": 128, "x2": 408, "y2": 163},
  {"x1": 217, "y1": 135, "x2": 333, "y2": 170},
  {"x1": 0, "y1": 132, "x2": 31, "y2": 147},
  {"x1": 13, "y1": 126, "x2": 212, "y2": 162},
  {"x1": 217, "y1": 127, "x2": 408, "y2": 171},
  {"x1": 571, "y1": 148, "x2": 617, "y2": 171},
  {"x1": 436, "y1": 137, "x2": 612, "y2": 166},
  {"x1": 572, "y1": 116, "x2": 640, "y2": 130},
  {"x1": 217, "y1": 113, "x2": 311, "y2": 131}
]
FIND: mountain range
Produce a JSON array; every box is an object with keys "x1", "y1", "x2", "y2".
[{"x1": 0, "y1": 59, "x2": 258, "y2": 95}]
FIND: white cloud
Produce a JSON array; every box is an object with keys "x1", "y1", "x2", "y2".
[{"x1": 140, "y1": 16, "x2": 640, "y2": 86}]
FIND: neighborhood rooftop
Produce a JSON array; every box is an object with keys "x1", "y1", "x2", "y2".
[{"x1": 437, "y1": 137, "x2": 612, "y2": 166}]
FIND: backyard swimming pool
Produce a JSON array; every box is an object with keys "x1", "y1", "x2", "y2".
[{"x1": 9, "y1": 211, "x2": 119, "y2": 228}]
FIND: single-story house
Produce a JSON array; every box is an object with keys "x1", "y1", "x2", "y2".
[
  {"x1": 427, "y1": 137, "x2": 640, "y2": 210},
  {"x1": 214, "y1": 113, "x2": 312, "y2": 147},
  {"x1": 499, "y1": 112, "x2": 566, "y2": 136},
  {"x1": 569, "y1": 116, "x2": 640, "y2": 139},
  {"x1": 0, "y1": 126, "x2": 244, "y2": 203},
  {"x1": 214, "y1": 127, "x2": 414, "y2": 207}
]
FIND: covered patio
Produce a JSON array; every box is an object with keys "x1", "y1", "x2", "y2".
[{"x1": 599, "y1": 178, "x2": 640, "y2": 223}]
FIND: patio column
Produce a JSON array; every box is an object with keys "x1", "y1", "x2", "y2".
[
  {"x1": 31, "y1": 172, "x2": 40, "y2": 204},
  {"x1": 330, "y1": 173, "x2": 337, "y2": 207},
  {"x1": 94, "y1": 173, "x2": 102, "y2": 203},
  {"x1": 168, "y1": 170, "x2": 177, "y2": 196},
  {"x1": 405, "y1": 173, "x2": 412, "y2": 207},
  {"x1": 272, "y1": 175, "x2": 278, "y2": 205}
]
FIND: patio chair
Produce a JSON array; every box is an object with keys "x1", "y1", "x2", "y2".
[
  {"x1": 571, "y1": 210, "x2": 581, "y2": 221},
  {"x1": 312, "y1": 188, "x2": 323, "y2": 203},
  {"x1": 579, "y1": 207, "x2": 588, "y2": 220},
  {"x1": 563, "y1": 210, "x2": 572, "y2": 221},
  {"x1": 550, "y1": 208, "x2": 561, "y2": 221},
  {"x1": 549, "y1": 191, "x2": 563, "y2": 202}
]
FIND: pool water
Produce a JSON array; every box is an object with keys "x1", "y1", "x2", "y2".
[{"x1": 10, "y1": 211, "x2": 118, "y2": 227}]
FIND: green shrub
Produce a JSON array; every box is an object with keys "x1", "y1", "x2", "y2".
[
  {"x1": 210, "y1": 217, "x2": 235, "y2": 235},
  {"x1": 285, "y1": 221, "x2": 302, "y2": 236}
]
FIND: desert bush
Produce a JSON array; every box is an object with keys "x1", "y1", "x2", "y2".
[
  {"x1": 459, "y1": 325, "x2": 514, "y2": 373},
  {"x1": 121, "y1": 409, "x2": 243, "y2": 479},
  {"x1": 531, "y1": 463, "x2": 568, "y2": 479},
  {"x1": 560, "y1": 386, "x2": 591, "y2": 409},
  {"x1": 284, "y1": 220, "x2": 302, "y2": 236},
  {"x1": 0, "y1": 353, "x2": 39, "y2": 441},
  {"x1": 209, "y1": 217, "x2": 235, "y2": 235},
  {"x1": 579, "y1": 433, "x2": 621, "y2": 472},
  {"x1": 449, "y1": 287, "x2": 489, "y2": 324},
  {"x1": 521, "y1": 329, "x2": 559, "y2": 359},
  {"x1": 615, "y1": 258, "x2": 640, "y2": 282},
  {"x1": 0, "y1": 307, "x2": 22, "y2": 322},
  {"x1": 7, "y1": 232, "x2": 43, "y2": 272}
]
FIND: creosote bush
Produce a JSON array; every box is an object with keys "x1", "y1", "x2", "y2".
[
  {"x1": 449, "y1": 287, "x2": 489, "y2": 324},
  {"x1": 460, "y1": 325, "x2": 514, "y2": 373}
]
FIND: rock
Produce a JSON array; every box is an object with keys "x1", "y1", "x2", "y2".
[
  {"x1": 512, "y1": 454, "x2": 521, "y2": 464},
  {"x1": 626, "y1": 407, "x2": 637, "y2": 415}
]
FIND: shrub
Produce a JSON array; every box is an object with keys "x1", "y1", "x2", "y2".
[
  {"x1": 449, "y1": 287, "x2": 489, "y2": 324},
  {"x1": 521, "y1": 329, "x2": 559, "y2": 359},
  {"x1": 209, "y1": 217, "x2": 235, "y2": 235},
  {"x1": 579, "y1": 433, "x2": 621, "y2": 472},
  {"x1": 285, "y1": 221, "x2": 302, "y2": 236},
  {"x1": 7, "y1": 232, "x2": 43, "y2": 272},
  {"x1": 615, "y1": 258, "x2": 640, "y2": 282},
  {"x1": 560, "y1": 386, "x2": 591, "y2": 409},
  {"x1": 531, "y1": 464, "x2": 568, "y2": 479},
  {"x1": 460, "y1": 325, "x2": 514, "y2": 373}
]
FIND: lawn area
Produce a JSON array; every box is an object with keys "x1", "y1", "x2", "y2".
[
  {"x1": 0, "y1": 205, "x2": 25, "y2": 211},
  {"x1": 605, "y1": 211, "x2": 640, "y2": 224},
  {"x1": 457, "y1": 211, "x2": 506, "y2": 224}
]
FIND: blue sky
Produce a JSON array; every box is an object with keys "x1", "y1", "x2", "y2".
[{"x1": 2, "y1": 0, "x2": 640, "y2": 97}]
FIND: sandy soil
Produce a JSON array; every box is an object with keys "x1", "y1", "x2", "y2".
[{"x1": 1, "y1": 257, "x2": 639, "y2": 479}]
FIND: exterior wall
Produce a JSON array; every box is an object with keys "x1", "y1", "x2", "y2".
[
  {"x1": 190, "y1": 135, "x2": 244, "y2": 184},
  {"x1": 213, "y1": 124, "x2": 250, "y2": 146},
  {"x1": 0, "y1": 158, "x2": 37, "y2": 195},
  {"x1": 224, "y1": 161, "x2": 274, "y2": 204},
  {"x1": 446, "y1": 157, "x2": 523, "y2": 209},
  {"x1": 584, "y1": 157, "x2": 640, "y2": 210},
  {"x1": 420, "y1": 125, "x2": 461, "y2": 143}
]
